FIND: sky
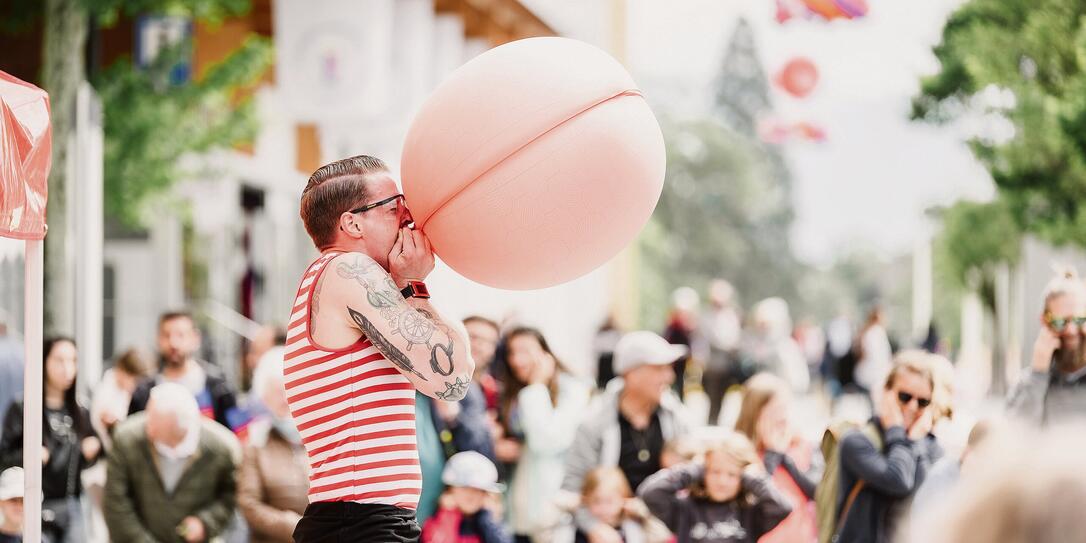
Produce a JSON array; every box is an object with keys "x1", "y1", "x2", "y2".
[{"x1": 522, "y1": 0, "x2": 996, "y2": 266}]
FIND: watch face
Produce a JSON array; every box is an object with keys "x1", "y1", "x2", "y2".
[{"x1": 414, "y1": 283, "x2": 430, "y2": 297}]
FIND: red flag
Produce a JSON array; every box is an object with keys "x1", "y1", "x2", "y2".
[{"x1": 0, "y1": 71, "x2": 51, "y2": 241}]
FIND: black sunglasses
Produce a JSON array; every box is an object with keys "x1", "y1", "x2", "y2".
[
  {"x1": 897, "y1": 391, "x2": 931, "y2": 409},
  {"x1": 348, "y1": 194, "x2": 405, "y2": 215}
]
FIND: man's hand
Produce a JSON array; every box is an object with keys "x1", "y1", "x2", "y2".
[
  {"x1": 388, "y1": 227, "x2": 434, "y2": 288},
  {"x1": 879, "y1": 389, "x2": 904, "y2": 429},
  {"x1": 587, "y1": 524, "x2": 623, "y2": 543},
  {"x1": 177, "y1": 516, "x2": 205, "y2": 543},
  {"x1": 1031, "y1": 325, "x2": 1061, "y2": 373}
]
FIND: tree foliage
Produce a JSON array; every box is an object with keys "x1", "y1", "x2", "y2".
[
  {"x1": 95, "y1": 35, "x2": 272, "y2": 224},
  {"x1": 639, "y1": 118, "x2": 801, "y2": 327},
  {"x1": 915, "y1": 0, "x2": 1086, "y2": 246}
]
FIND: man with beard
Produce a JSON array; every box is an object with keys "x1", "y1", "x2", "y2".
[
  {"x1": 129, "y1": 312, "x2": 239, "y2": 431},
  {"x1": 1008, "y1": 269, "x2": 1086, "y2": 425}
]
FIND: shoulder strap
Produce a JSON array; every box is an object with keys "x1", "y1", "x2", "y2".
[
  {"x1": 834, "y1": 421, "x2": 882, "y2": 538},
  {"x1": 835, "y1": 480, "x2": 865, "y2": 538}
]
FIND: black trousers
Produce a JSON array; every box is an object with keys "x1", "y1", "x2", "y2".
[{"x1": 293, "y1": 502, "x2": 421, "y2": 542}]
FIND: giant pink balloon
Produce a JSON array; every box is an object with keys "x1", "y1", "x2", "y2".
[{"x1": 401, "y1": 38, "x2": 666, "y2": 290}]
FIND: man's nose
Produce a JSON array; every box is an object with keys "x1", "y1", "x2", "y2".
[{"x1": 400, "y1": 205, "x2": 415, "y2": 228}]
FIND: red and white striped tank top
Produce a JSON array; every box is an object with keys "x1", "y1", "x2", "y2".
[{"x1": 283, "y1": 251, "x2": 421, "y2": 509}]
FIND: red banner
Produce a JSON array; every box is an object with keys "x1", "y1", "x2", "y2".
[{"x1": 0, "y1": 71, "x2": 51, "y2": 241}]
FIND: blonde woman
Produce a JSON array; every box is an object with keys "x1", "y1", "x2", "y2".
[
  {"x1": 734, "y1": 373, "x2": 821, "y2": 543},
  {"x1": 834, "y1": 351, "x2": 943, "y2": 543}
]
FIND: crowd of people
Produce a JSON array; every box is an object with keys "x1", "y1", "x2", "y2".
[{"x1": 0, "y1": 265, "x2": 1084, "y2": 542}]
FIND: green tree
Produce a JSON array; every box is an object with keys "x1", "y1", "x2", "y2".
[
  {"x1": 639, "y1": 119, "x2": 800, "y2": 328},
  {"x1": 914, "y1": 0, "x2": 1086, "y2": 247},
  {"x1": 4, "y1": 0, "x2": 271, "y2": 330}
]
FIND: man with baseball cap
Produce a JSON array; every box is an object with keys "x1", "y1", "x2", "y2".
[{"x1": 561, "y1": 331, "x2": 692, "y2": 542}]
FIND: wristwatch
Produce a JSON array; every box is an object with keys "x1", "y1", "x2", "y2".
[{"x1": 400, "y1": 281, "x2": 430, "y2": 299}]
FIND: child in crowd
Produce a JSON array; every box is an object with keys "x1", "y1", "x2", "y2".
[
  {"x1": 0, "y1": 467, "x2": 23, "y2": 543},
  {"x1": 661, "y1": 437, "x2": 702, "y2": 469},
  {"x1": 423, "y1": 451, "x2": 511, "y2": 543},
  {"x1": 638, "y1": 433, "x2": 792, "y2": 543},
  {"x1": 571, "y1": 467, "x2": 648, "y2": 543}
]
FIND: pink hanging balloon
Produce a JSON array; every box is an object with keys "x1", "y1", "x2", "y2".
[
  {"x1": 401, "y1": 38, "x2": 666, "y2": 290},
  {"x1": 776, "y1": 58, "x2": 819, "y2": 98}
]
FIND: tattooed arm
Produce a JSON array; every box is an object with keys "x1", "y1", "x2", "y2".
[{"x1": 318, "y1": 251, "x2": 474, "y2": 401}]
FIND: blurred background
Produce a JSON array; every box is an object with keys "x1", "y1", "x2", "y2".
[{"x1": 0, "y1": 0, "x2": 1081, "y2": 403}]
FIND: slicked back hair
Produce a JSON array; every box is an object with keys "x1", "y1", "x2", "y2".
[{"x1": 301, "y1": 155, "x2": 389, "y2": 250}]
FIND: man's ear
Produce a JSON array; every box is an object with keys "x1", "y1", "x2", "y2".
[{"x1": 339, "y1": 211, "x2": 364, "y2": 239}]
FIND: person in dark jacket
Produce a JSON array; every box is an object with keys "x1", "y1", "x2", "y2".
[
  {"x1": 639, "y1": 433, "x2": 792, "y2": 543},
  {"x1": 422, "y1": 451, "x2": 510, "y2": 543},
  {"x1": 0, "y1": 337, "x2": 102, "y2": 543},
  {"x1": 836, "y1": 351, "x2": 943, "y2": 543},
  {"x1": 128, "y1": 311, "x2": 239, "y2": 430}
]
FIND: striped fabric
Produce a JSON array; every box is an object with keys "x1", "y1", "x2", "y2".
[{"x1": 283, "y1": 252, "x2": 422, "y2": 509}]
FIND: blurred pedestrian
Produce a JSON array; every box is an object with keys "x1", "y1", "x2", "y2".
[
  {"x1": 562, "y1": 331, "x2": 692, "y2": 542},
  {"x1": 105, "y1": 383, "x2": 239, "y2": 543},
  {"x1": 638, "y1": 433, "x2": 792, "y2": 543},
  {"x1": 734, "y1": 373, "x2": 821, "y2": 543},
  {"x1": 908, "y1": 424, "x2": 1086, "y2": 543},
  {"x1": 464, "y1": 316, "x2": 501, "y2": 417},
  {"x1": 0, "y1": 337, "x2": 102, "y2": 543},
  {"x1": 241, "y1": 324, "x2": 285, "y2": 392},
  {"x1": 238, "y1": 348, "x2": 308, "y2": 543},
  {"x1": 0, "y1": 467, "x2": 24, "y2": 543},
  {"x1": 740, "y1": 298, "x2": 808, "y2": 393},
  {"x1": 498, "y1": 328, "x2": 591, "y2": 541},
  {"x1": 129, "y1": 311, "x2": 239, "y2": 431},
  {"x1": 594, "y1": 316, "x2": 623, "y2": 390},
  {"x1": 663, "y1": 287, "x2": 704, "y2": 400},
  {"x1": 834, "y1": 352, "x2": 942, "y2": 543},
  {"x1": 90, "y1": 347, "x2": 152, "y2": 450},
  {"x1": 701, "y1": 280, "x2": 742, "y2": 426},
  {"x1": 0, "y1": 312, "x2": 23, "y2": 443},
  {"x1": 559, "y1": 467, "x2": 653, "y2": 543},
  {"x1": 422, "y1": 451, "x2": 510, "y2": 543},
  {"x1": 1007, "y1": 268, "x2": 1086, "y2": 425},
  {"x1": 853, "y1": 307, "x2": 892, "y2": 398},
  {"x1": 908, "y1": 419, "x2": 993, "y2": 537}
]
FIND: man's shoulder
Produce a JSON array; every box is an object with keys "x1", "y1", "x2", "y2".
[{"x1": 113, "y1": 413, "x2": 149, "y2": 447}]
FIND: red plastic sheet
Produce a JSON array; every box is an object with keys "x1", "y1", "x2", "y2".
[{"x1": 0, "y1": 70, "x2": 51, "y2": 241}]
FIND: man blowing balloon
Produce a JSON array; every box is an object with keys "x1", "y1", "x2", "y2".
[{"x1": 283, "y1": 155, "x2": 475, "y2": 542}]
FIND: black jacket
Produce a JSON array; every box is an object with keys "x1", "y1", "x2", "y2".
[
  {"x1": 128, "y1": 368, "x2": 238, "y2": 431},
  {"x1": 836, "y1": 418, "x2": 942, "y2": 543},
  {"x1": 0, "y1": 399, "x2": 100, "y2": 499}
]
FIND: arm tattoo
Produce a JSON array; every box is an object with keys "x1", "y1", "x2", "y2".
[
  {"x1": 347, "y1": 306, "x2": 428, "y2": 381},
  {"x1": 338, "y1": 255, "x2": 460, "y2": 381},
  {"x1": 435, "y1": 376, "x2": 469, "y2": 401}
]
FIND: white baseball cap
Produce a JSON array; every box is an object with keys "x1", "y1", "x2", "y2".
[
  {"x1": 613, "y1": 331, "x2": 688, "y2": 376},
  {"x1": 0, "y1": 467, "x2": 23, "y2": 501},
  {"x1": 442, "y1": 451, "x2": 504, "y2": 493}
]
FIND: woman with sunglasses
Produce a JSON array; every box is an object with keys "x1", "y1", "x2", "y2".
[{"x1": 834, "y1": 351, "x2": 943, "y2": 543}]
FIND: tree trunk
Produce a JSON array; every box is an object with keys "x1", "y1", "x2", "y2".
[{"x1": 41, "y1": 0, "x2": 87, "y2": 334}]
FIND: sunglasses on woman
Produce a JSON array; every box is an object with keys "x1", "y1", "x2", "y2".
[{"x1": 897, "y1": 391, "x2": 931, "y2": 409}]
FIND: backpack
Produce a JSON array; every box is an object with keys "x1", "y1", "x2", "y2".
[{"x1": 814, "y1": 420, "x2": 883, "y2": 543}]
